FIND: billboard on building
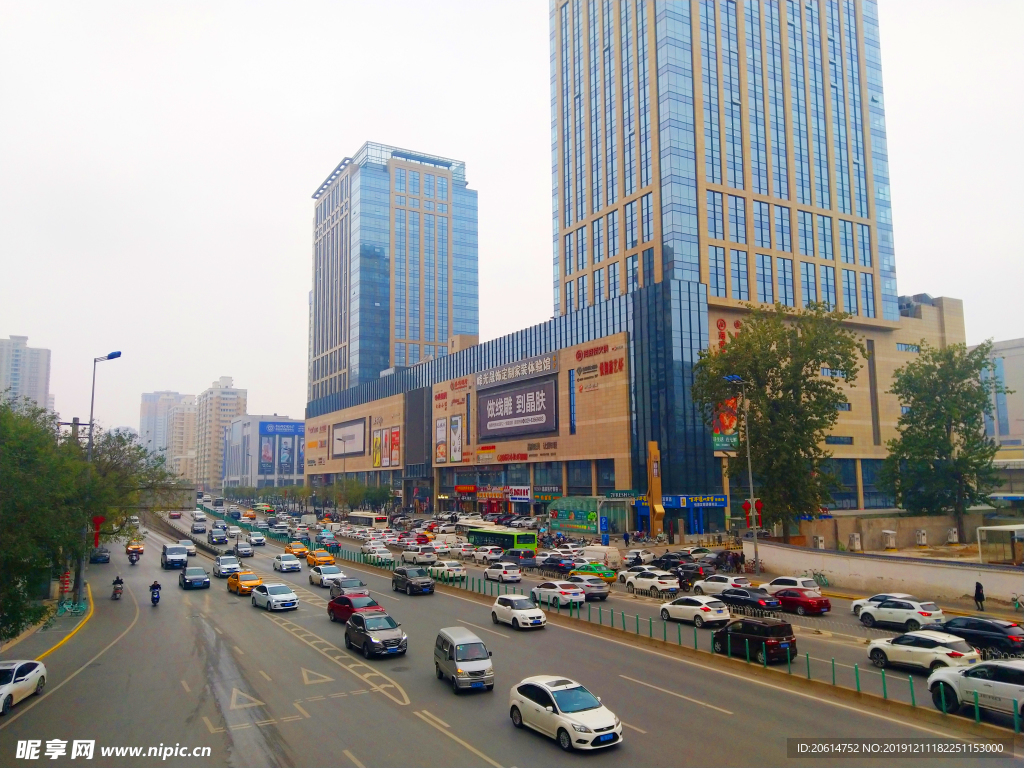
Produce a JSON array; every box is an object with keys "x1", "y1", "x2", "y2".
[
  {"x1": 298, "y1": 435, "x2": 305, "y2": 471},
  {"x1": 332, "y1": 419, "x2": 365, "y2": 458},
  {"x1": 279, "y1": 436, "x2": 294, "y2": 475},
  {"x1": 477, "y1": 378, "x2": 557, "y2": 440},
  {"x1": 381, "y1": 427, "x2": 391, "y2": 467},
  {"x1": 435, "y1": 417, "x2": 448, "y2": 463},
  {"x1": 449, "y1": 415, "x2": 463, "y2": 463},
  {"x1": 390, "y1": 428, "x2": 401, "y2": 466},
  {"x1": 259, "y1": 436, "x2": 275, "y2": 475},
  {"x1": 712, "y1": 398, "x2": 740, "y2": 451},
  {"x1": 372, "y1": 429, "x2": 382, "y2": 468},
  {"x1": 259, "y1": 421, "x2": 304, "y2": 436}
]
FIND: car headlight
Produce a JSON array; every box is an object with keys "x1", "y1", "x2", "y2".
[
  {"x1": 401, "y1": 633, "x2": 408, "y2": 642},
  {"x1": 456, "y1": 668, "x2": 469, "y2": 677},
  {"x1": 371, "y1": 637, "x2": 383, "y2": 645},
  {"x1": 572, "y1": 723, "x2": 592, "y2": 733},
  {"x1": 614, "y1": 717, "x2": 620, "y2": 727}
]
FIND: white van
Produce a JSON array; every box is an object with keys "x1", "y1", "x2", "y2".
[
  {"x1": 193, "y1": 510, "x2": 207, "y2": 522},
  {"x1": 434, "y1": 626, "x2": 494, "y2": 693},
  {"x1": 582, "y1": 545, "x2": 624, "y2": 570}
]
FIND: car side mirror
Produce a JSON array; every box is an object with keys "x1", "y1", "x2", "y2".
[
  {"x1": 597, "y1": 696, "x2": 601, "y2": 702},
  {"x1": 488, "y1": 651, "x2": 493, "y2": 657},
  {"x1": 545, "y1": 706, "x2": 554, "y2": 713}
]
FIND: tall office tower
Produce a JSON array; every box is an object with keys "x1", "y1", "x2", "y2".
[
  {"x1": 550, "y1": 0, "x2": 896, "y2": 322},
  {"x1": 166, "y1": 399, "x2": 197, "y2": 481},
  {"x1": 194, "y1": 377, "x2": 246, "y2": 492},
  {"x1": 308, "y1": 142, "x2": 479, "y2": 403},
  {"x1": 0, "y1": 336, "x2": 52, "y2": 410},
  {"x1": 139, "y1": 391, "x2": 194, "y2": 455}
]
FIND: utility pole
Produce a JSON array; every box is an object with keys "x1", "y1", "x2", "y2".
[{"x1": 725, "y1": 375, "x2": 759, "y2": 575}]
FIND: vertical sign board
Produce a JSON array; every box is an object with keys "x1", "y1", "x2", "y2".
[
  {"x1": 435, "y1": 417, "x2": 448, "y2": 463},
  {"x1": 371, "y1": 429, "x2": 382, "y2": 468},
  {"x1": 278, "y1": 436, "x2": 294, "y2": 476},
  {"x1": 259, "y1": 436, "x2": 275, "y2": 475},
  {"x1": 390, "y1": 428, "x2": 401, "y2": 466},
  {"x1": 381, "y1": 427, "x2": 392, "y2": 467},
  {"x1": 449, "y1": 415, "x2": 463, "y2": 463}
]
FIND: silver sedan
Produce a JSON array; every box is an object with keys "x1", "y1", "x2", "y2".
[{"x1": 566, "y1": 575, "x2": 610, "y2": 601}]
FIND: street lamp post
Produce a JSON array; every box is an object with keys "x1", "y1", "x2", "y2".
[
  {"x1": 75, "y1": 350, "x2": 122, "y2": 603},
  {"x1": 724, "y1": 374, "x2": 759, "y2": 575}
]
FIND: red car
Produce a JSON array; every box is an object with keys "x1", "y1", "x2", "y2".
[
  {"x1": 327, "y1": 595, "x2": 385, "y2": 623},
  {"x1": 169, "y1": 511, "x2": 182, "y2": 519},
  {"x1": 774, "y1": 588, "x2": 831, "y2": 616}
]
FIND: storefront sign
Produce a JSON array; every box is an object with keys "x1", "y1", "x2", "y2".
[
  {"x1": 549, "y1": 509, "x2": 598, "y2": 534},
  {"x1": 497, "y1": 452, "x2": 528, "y2": 462},
  {"x1": 605, "y1": 490, "x2": 638, "y2": 499},
  {"x1": 332, "y1": 419, "x2": 366, "y2": 457},
  {"x1": 712, "y1": 398, "x2": 739, "y2": 451},
  {"x1": 575, "y1": 343, "x2": 609, "y2": 361},
  {"x1": 478, "y1": 486, "x2": 504, "y2": 500},
  {"x1": 454, "y1": 485, "x2": 477, "y2": 494},
  {"x1": 478, "y1": 379, "x2": 557, "y2": 440},
  {"x1": 506, "y1": 486, "x2": 531, "y2": 502},
  {"x1": 259, "y1": 421, "x2": 305, "y2": 435},
  {"x1": 534, "y1": 485, "x2": 562, "y2": 502},
  {"x1": 476, "y1": 444, "x2": 496, "y2": 464},
  {"x1": 390, "y1": 427, "x2": 401, "y2": 466},
  {"x1": 475, "y1": 353, "x2": 557, "y2": 390},
  {"x1": 661, "y1": 494, "x2": 728, "y2": 508}
]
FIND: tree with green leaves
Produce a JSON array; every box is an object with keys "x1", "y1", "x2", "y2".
[
  {"x1": 880, "y1": 340, "x2": 1007, "y2": 543},
  {"x1": 692, "y1": 303, "x2": 866, "y2": 542}
]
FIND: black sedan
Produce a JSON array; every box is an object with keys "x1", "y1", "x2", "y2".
[
  {"x1": 716, "y1": 587, "x2": 781, "y2": 611},
  {"x1": 670, "y1": 561, "x2": 717, "y2": 580},
  {"x1": 89, "y1": 546, "x2": 111, "y2": 564},
  {"x1": 927, "y1": 616, "x2": 1024, "y2": 656},
  {"x1": 179, "y1": 566, "x2": 211, "y2": 589},
  {"x1": 653, "y1": 552, "x2": 695, "y2": 570},
  {"x1": 539, "y1": 557, "x2": 577, "y2": 575}
]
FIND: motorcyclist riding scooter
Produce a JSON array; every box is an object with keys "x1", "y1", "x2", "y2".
[
  {"x1": 112, "y1": 575, "x2": 124, "y2": 600},
  {"x1": 128, "y1": 552, "x2": 140, "y2": 566},
  {"x1": 149, "y1": 580, "x2": 161, "y2": 606}
]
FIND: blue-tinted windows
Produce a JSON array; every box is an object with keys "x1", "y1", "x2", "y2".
[
  {"x1": 707, "y1": 191, "x2": 724, "y2": 240},
  {"x1": 730, "y1": 250, "x2": 748, "y2": 300},
  {"x1": 720, "y1": 0, "x2": 745, "y2": 189},
  {"x1": 438, "y1": 176, "x2": 448, "y2": 201},
  {"x1": 860, "y1": 272, "x2": 876, "y2": 318},
  {"x1": 641, "y1": 193, "x2": 653, "y2": 243},
  {"x1": 774, "y1": 206, "x2": 791, "y2": 252},
  {"x1": 394, "y1": 168, "x2": 406, "y2": 193},
  {"x1": 577, "y1": 226, "x2": 588, "y2": 272},
  {"x1": 620, "y1": 0, "x2": 635, "y2": 197},
  {"x1": 842, "y1": 269, "x2": 858, "y2": 315},
  {"x1": 805, "y1": 0, "x2": 831, "y2": 210},
  {"x1": 424, "y1": 214, "x2": 435, "y2": 341},
  {"x1": 765, "y1": 0, "x2": 789, "y2": 200},
  {"x1": 607, "y1": 209, "x2": 620, "y2": 257},
  {"x1": 636, "y1": 0, "x2": 652, "y2": 188},
  {"x1": 857, "y1": 223, "x2": 872, "y2": 267},
  {"x1": 896, "y1": 343, "x2": 919, "y2": 353},
  {"x1": 594, "y1": 267, "x2": 605, "y2": 303},
  {"x1": 756, "y1": 254, "x2": 773, "y2": 304},
  {"x1": 394, "y1": 209, "x2": 407, "y2": 340},
  {"x1": 642, "y1": 247, "x2": 654, "y2": 286},
  {"x1": 825, "y1": 436, "x2": 853, "y2": 445},
  {"x1": 625, "y1": 200, "x2": 638, "y2": 249},
  {"x1": 839, "y1": 220, "x2": 855, "y2": 264},
  {"x1": 709, "y1": 246, "x2": 726, "y2": 298},
  {"x1": 817, "y1": 216, "x2": 834, "y2": 260},
  {"x1": 728, "y1": 195, "x2": 746, "y2": 244},
  {"x1": 437, "y1": 216, "x2": 449, "y2": 341},
  {"x1": 821, "y1": 265, "x2": 837, "y2": 309},
  {"x1": 408, "y1": 198, "x2": 419, "y2": 209},
  {"x1": 408, "y1": 343, "x2": 420, "y2": 365},
  {"x1": 408, "y1": 211, "x2": 421, "y2": 340},
  {"x1": 777, "y1": 257, "x2": 794, "y2": 306},
  {"x1": 745, "y1": 0, "x2": 768, "y2": 195},
  {"x1": 394, "y1": 343, "x2": 406, "y2": 367},
  {"x1": 800, "y1": 261, "x2": 817, "y2": 306},
  {"x1": 577, "y1": 274, "x2": 589, "y2": 309},
  {"x1": 626, "y1": 253, "x2": 639, "y2": 293},
  {"x1": 699, "y1": 0, "x2": 721, "y2": 184},
  {"x1": 565, "y1": 280, "x2": 575, "y2": 312},
  {"x1": 754, "y1": 202, "x2": 771, "y2": 248},
  {"x1": 409, "y1": 171, "x2": 420, "y2": 195},
  {"x1": 424, "y1": 174, "x2": 434, "y2": 198},
  {"x1": 798, "y1": 211, "x2": 814, "y2": 256},
  {"x1": 564, "y1": 232, "x2": 574, "y2": 277},
  {"x1": 786, "y1": 0, "x2": 811, "y2": 205},
  {"x1": 825, "y1": 0, "x2": 851, "y2": 215},
  {"x1": 592, "y1": 217, "x2": 604, "y2": 263},
  {"x1": 608, "y1": 260, "x2": 620, "y2": 298}
]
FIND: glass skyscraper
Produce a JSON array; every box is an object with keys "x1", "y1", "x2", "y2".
[
  {"x1": 550, "y1": 0, "x2": 897, "y2": 322},
  {"x1": 308, "y1": 143, "x2": 478, "y2": 399}
]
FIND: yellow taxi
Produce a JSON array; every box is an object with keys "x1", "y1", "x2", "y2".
[
  {"x1": 227, "y1": 571, "x2": 262, "y2": 595},
  {"x1": 285, "y1": 541, "x2": 309, "y2": 557},
  {"x1": 568, "y1": 563, "x2": 617, "y2": 583},
  {"x1": 125, "y1": 539, "x2": 145, "y2": 555},
  {"x1": 242, "y1": 509, "x2": 256, "y2": 519},
  {"x1": 306, "y1": 549, "x2": 335, "y2": 567}
]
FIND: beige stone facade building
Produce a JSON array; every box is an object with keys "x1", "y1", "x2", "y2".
[
  {"x1": 166, "y1": 399, "x2": 197, "y2": 482},
  {"x1": 195, "y1": 377, "x2": 246, "y2": 492}
]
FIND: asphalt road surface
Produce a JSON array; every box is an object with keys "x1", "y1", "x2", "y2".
[{"x1": 0, "y1": 520, "x2": 1014, "y2": 768}]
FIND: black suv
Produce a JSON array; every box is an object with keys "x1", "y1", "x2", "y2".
[
  {"x1": 392, "y1": 566, "x2": 435, "y2": 595},
  {"x1": 208, "y1": 529, "x2": 227, "y2": 545},
  {"x1": 89, "y1": 546, "x2": 111, "y2": 564},
  {"x1": 653, "y1": 552, "x2": 694, "y2": 570},
  {"x1": 929, "y1": 617, "x2": 1024, "y2": 656},
  {"x1": 712, "y1": 616, "x2": 797, "y2": 664},
  {"x1": 670, "y1": 561, "x2": 717, "y2": 580}
]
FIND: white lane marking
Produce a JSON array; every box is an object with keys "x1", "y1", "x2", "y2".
[
  {"x1": 419, "y1": 709, "x2": 451, "y2": 728},
  {"x1": 458, "y1": 620, "x2": 510, "y2": 638},
  {"x1": 180, "y1": 680, "x2": 191, "y2": 693},
  {"x1": 259, "y1": 670, "x2": 272, "y2": 681},
  {"x1": 412, "y1": 710, "x2": 503, "y2": 768},
  {"x1": 370, "y1": 590, "x2": 401, "y2": 601},
  {"x1": 620, "y1": 675, "x2": 734, "y2": 714},
  {"x1": 343, "y1": 749, "x2": 367, "y2": 768},
  {"x1": 621, "y1": 722, "x2": 647, "y2": 734}
]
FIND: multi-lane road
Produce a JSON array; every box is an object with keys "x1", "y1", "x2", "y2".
[{"x1": 0, "y1": 516, "x2": 1015, "y2": 767}]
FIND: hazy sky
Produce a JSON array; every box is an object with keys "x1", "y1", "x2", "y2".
[{"x1": 2, "y1": 1, "x2": 1021, "y2": 433}]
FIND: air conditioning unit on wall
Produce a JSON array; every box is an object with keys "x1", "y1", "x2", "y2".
[
  {"x1": 848, "y1": 532, "x2": 862, "y2": 552},
  {"x1": 947, "y1": 528, "x2": 959, "y2": 544},
  {"x1": 812, "y1": 535, "x2": 826, "y2": 550}
]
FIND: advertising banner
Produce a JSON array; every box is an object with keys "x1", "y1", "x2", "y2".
[
  {"x1": 278, "y1": 436, "x2": 294, "y2": 476},
  {"x1": 381, "y1": 428, "x2": 391, "y2": 467},
  {"x1": 477, "y1": 378, "x2": 557, "y2": 440},
  {"x1": 390, "y1": 428, "x2": 401, "y2": 466},
  {"x1": 372, "y1": 429, "x2": 382, "y2": 468},
  {"x1": 298, "y1": 435, "x2": 305, "y2": 470},
  {"x1": 332, "y1": 419, "x2": 366, "y2": 458},
  {"x1": 548, "y1": 509, "x2": 598, "y2": 535},
  {"x1": 449, "y1": 415, "x2": 463, "y2": 463},
  {"x1": 435, "y1": 417, "x2": 448, "y2": 464},
  {"x1": 259, "y1": 435, "x2": 275, "y2": 475},
  {"x1": 475, "y1": 353, "x2": 557, "y2": 390},
  {"x1": 506, "y1": 486, "x2": 531, "y2": 502},
  {"x1": 712, "y1": 397, "x2": 740, "y2": 451},
  {"x1": 259, "y1": 421, "x2": 305, "y2": 436}
]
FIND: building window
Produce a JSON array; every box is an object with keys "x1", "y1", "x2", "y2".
[
  {"x1": 577, "y1": 274, "x2": 588, "y2": 309},
  {"x1": 594, "y1": 268, "x2": 605, "y2": 303},
  {"x1": 754, "y1": 201, "x2": 771, "y2": 248},
  {"x1": 730, "y1": 250, "x2": 748, "y2": 300},
  {"x1": 797, "y1": 211, "x2": 814, "y2": 256},
  {"x1": 774, "y1": 206, "x2": 791, "y2": 252},
  {"x1": 567, "y1": 460, "x2": 592, "y2": 495},
  {"x1": 825, "y1": 436, "x2": 854, "y2": 445},
  {"x1": 857, "y1": 223, "x2": 872, "y2": 267},
  {"x1": 836, "y1": 402, "x2": 851, "y2": 411},
  {"x1": 592, "y1": 217, "x2": 604, "y2": 263},
  {"x1": 700, "y1": 0, "x2": 722, "y2": 184},
  {"x1": 641, "y1": 192, "x2": 653, "y2": 243},
  {"x1": 800, "y1": 262, "x2": 817, "y2": 306},
  {"x1": 577, "y1": 226, "x2": 588, "y2": 272},
  {"x1": 626, "y1": 254, "x2": 639, "y2": 292},
  {"x1": 565, "y1": 281, "x2": 575, "y2": 312},
  {"x1": 777, "y1": 257, "x2": 794, "y2": 306},
  {"x1": 409, "y1": 171, "x2": 420, "y2": 195},
  {"x1": 755, "y1": 254, "x2": 773, "y2": 303},
  {"x1": 817, "y1": 215, "x2": 833, "y2": 260},
  {"x1": 728, "y1": 195, "x2": 746, "y2": 244},
  {"x1": 568, "y1": 370, "x2": 577, "y2": 435},
  {"x1": 625, "y1": 200, "x2": 638, "y2": 248},
  {"x1": 424, "y1": 173, "x2": 434, "y2": 198},
  {"x1": 395, "y1": 195, "x2": 406, "y2": 205},
  {"x1": 842, "y1": 269, "x2": 858, "y2": 315},
  {"x1": 707, "y1": 191, "x2": 724, "y2": 240},
  {"x1": 408, "y1": 343, "x2": 420, "y2": 364},
  {"x1": 709, "y1": 246, "x2": 726, "y2": 298},
  {"x1": 821, "y1": 367, "x2": 846, "y2": 378},
  {"x1": 394, "y1": 167, "x2": 406, "y2": 193},
  {"x1": 607, "y1": 209, "x2": 620, "y2": 257},
  {"x1": 608, "y1": 261, "x2": 621, "y2": 298},
  {"x1": 438, "y1": 176, "x2": 448, "y2": 201},
  {"x1": 861, "y1": 458, "x2": 894, "y2": 509},
  {"x1": 408, "y1": 198, "x2": 419, "y2": 208},
  {"x1": 424, "y1": 344, "x2": 434, "y2": 358},
  {"x1": 642, "y1": 248, "x2": 654, "y2": 286},
  {"x1": 564, "y1": 231, "x2": 574, "y2": 277},
  {"x1": 821, "y1": 265, "x2": 837, "y2": 309},
  {"x1": 839, "y1": 220, "x2": 855, "y2": 264},
  {"x1": 896, "y1": 343, "x2": 920, "y2": 353},
  {"x1": 860, "y1": 273, "x2": 876, "y2": 318},
  {"x1": 596, "y1": 459, "x2": 615, "y2": 494}
]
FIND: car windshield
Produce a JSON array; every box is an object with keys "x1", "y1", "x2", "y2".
[
  {"x1": 707, "y1": 600, "x2": 726, "y2": 609},
  {"x1": 583, "y1": 578, "x2": 604, "y2": 585},
  {"x1": 944, "y1": 639, "x2": 973, "y2": 653},
  {"x1": 443, "y1": 562, "x2": 461, "y2": 568},
  {"x1": 185, "y1": 568, "x2": 206, "y2": 576},
  {"x1": 280, "y1": 555, "x2": 296, "y2": 561},
  {"x1": 455, "y1": 642, "x2": 489, "y2": 661},
  {"x1": 0, "y1": 670, "x2": 13, "y2": 685},
  {"x1": 239, "y1": 574, "x2": 260, "y2": 582},
  {"x1": 351, "y1": 597, "x2": 379, "y2": 608},
  {"x1": 551, "y1": 685, "x2": 601, "y2": 713},
  {"x1": 221, "y1": 557, "x2": 238, "y2": 564},
  {"x1": 166, "y1": 547, "x2": 186, "y2": 555},
  {"x1": 338, "y1": 580, "x2": 365, "y2": 588},
  {"x1": 364, "y1": 615, "x2": 399, "y2": 631},
  {"x1": 179, "y1": 541, "x2": 192, "y2": 546},
  {"x1": 267, "y1": 586, "x2": 293, "y2": 596},
  {"x1": 767, "y1": 624, "x2": 793, "y2": 637},
  {"x1": 320, "y1": 566, "x2": 341, "y2": 574},
  {"x1": 920, "y1": 603, "x2": 940, "y2": 612},
  {"x1": 509, "y1": 598, "x2": 533, "y2": 610},
  {"x1": 406, "y1": 568, "x2": 428, "y2": 578}
]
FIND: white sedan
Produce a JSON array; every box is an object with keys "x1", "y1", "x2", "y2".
[
  {"x1": 850, "y1": 592, "x2": 917, "y2": 616},
  {"x1": 624, "y1": 570, "x2": 679, "y2": 597},
  {"x1": 484, "y1": 563, "x2": 522, "y2": 583},
  {"x1": 859, "y1": 598, "x2": 944, "y2": 632},
  {"x1": 659, "y1": 595, "x2": 730, "y2": 627},
  {"x1": 226, "y1": 526, "x2": 242, "y2": 538},
  {"x1": 617, "y1": 564, "x2": 660, "y2": 583},
  {"x1": 692, "y1": 574, "x2": 753, "y2": 595},
  {"x1": 509, "y1": 675, "x2": 622, "y2": 751},
  {"x1": 0, "y1": 660, "x2": 47, "y2": 715},
  {"x1": 366, "y1": 547, "x2": 393, "y2": 562},
  {"x1": 212, "y1": 555, "x2": 241, "y2": 578},
  {"x1": 473, "y1": 546, "x2": 504, "y2": 564},
  {"x1": 177, "y1": 539, "x2": 197, "y2": 556},
  {"x1": 309, "y1": 565, "x2": 346, "y2": 587},
  {"x1": 625, "y1": 549, "x2": 655, "y2": 564},
  {"x1": 245, "y1": 532, "x2": 266, "y2": 546},
  {"x1": 360, "y1": 541, "x2": 385, "y2": 554},
  {"x1": 273, "y1": 554, "x2": 301, "y2": 572},
  {"x1": 530, "y1": 581, "x2": 586, "y2": 608},
  {"x1": 250, "y1": 583, "x2": 298, "y2": 611},
  {"x1": 428, "y1": 561, "x2": 466, "y2": 581},
  {"x1": 868, "y1": 630, "x2": 980, "y2": 672},
  {"x1": 432, "y1": 542, "x2": 452, "y2": 556},
  {"x1": 491, "y1": 596, "x2": 546, "y2": 630},
  {"x1": 454, "y1": 542, "x2": 477, "y2": 558}
]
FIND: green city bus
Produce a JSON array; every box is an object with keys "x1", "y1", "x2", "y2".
[{"x1": 466, "y1": 528, "x2": 537, "y2": 552}]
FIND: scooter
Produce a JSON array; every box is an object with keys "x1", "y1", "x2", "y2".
[
  {"x1": 150, "y1": 589, "x2": 160, "y2": 606},
  {"x1": 112, "y1": 584, "x2": 123, "y2": 600},
  {"x1": 128, "y1": 553, "x2": 139, "y2": 566}
]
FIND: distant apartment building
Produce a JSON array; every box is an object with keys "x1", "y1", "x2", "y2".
[
  {"x1": 969, "y1": 337, "x2": 1024, "y2": 449},
  {"x1": 223, "y1": 415, "x2": 305, "y2": 488},
  {"x1": 0, "y1": 336, "x2": 52, "y2": 410},
  {"x1": 195, "y1": 377, "x2": 247, "y2": 492},
  {"x1": 139, "y1": 391, "x2": 194, "y2": 455},
  {"x1": 167, "y1": 399, "x2": 197, "y2": 482}
]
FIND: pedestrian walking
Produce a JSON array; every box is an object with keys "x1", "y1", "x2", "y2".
[
  {"x1": 623, "y1": 531, "x2": 630, "y2": 547},
  {"x1": 975, "y1": 582, "x2": 985, "y2": 612}
]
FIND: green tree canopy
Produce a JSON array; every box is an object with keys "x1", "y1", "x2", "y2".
[
  {"x1": 692, "y1": 303, "x2": 865, "y2": 541},
  {"x1": 880, "y1": 340, "x2": 1006, "y2": 542}
]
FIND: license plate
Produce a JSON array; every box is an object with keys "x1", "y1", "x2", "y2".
[
  {"x1": 531, "y1": 620, "x2": 541, "y2": 624},
  {"x1": 192, "y1": 581, "x2": 202, "y2": 585},
  {"x1": 597, "y1": 734, "x2": 614, "y2": 743},
  {"x1": 281, "y1": 602, "x2": 295, "y2": 607},
  {"x1": 471, "y1": 682, "x2": 483, "y2": 688},
  {"x1": 715, "y1": 610, "x2": 725, "y2": 614},
  {"x1": 387, "y1": 648, "x2": 400, "y2": 654},
  {"x1": 780, "y1": 642, "x2": 790, "y2": 648},
  {"x1": 968, "y1": 659, "x2": 977, "y2": 664}
]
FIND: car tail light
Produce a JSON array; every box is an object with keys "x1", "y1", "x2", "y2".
[
  {"x1": 699, "y1": 606, "x2": 712, "y2": 612},
  {"x1": 1010, "y1": 636, "x2": 1024, "y2": 643},
  {"x1": 758, "y1": 599, "x2": 767, "y2": 606},
  {"x1": 766, "y1": 638, "x2": 779, "y2": 644},
  {"x1": 559, "y1": 591, "x2": 570, "y2": 595},
  {"x1": 946, "y1": 651, "x2": 964, "y2": 658},
  {"x1": 918, "y1": 611, "x2": 932, "y2": 616}
]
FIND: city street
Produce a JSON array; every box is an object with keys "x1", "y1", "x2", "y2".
[{"x1": 1, "y1": 518, "x2": 1015, "y2": 767}]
